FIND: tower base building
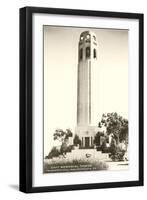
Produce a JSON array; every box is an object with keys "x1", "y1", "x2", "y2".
[{"x1": 75, "y1": 126, "x2": 101, "y2": 148}]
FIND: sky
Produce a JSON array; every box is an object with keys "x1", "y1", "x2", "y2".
[{"x1": 43, "y1": 26, "x2": 128, "y2": 155}]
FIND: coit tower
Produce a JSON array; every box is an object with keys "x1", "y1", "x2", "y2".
[{"x1": 76, "y1": 31, "x2": 99, "y2": 148}]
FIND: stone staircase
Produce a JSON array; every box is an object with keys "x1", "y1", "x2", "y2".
[{"x1": 66, "y1": 149, "x2": 109, "y2": 161}]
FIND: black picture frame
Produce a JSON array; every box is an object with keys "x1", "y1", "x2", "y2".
[{"x1": 19, "y1": 6, "x2": 144, "y2": 193}]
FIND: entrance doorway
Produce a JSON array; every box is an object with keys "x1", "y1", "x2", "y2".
[{"x1": 85, "y1": 137, "x2": 90, "y2": 148}]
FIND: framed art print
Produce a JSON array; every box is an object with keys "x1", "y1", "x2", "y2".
[{"x1": 19, "y1": 7, "x2": 144, "y2": 193}]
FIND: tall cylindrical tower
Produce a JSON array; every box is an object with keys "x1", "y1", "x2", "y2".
[
  {"x1": 76, "y1": 31, "x2": 98, "y2": 148},
  {"x1": 77, "y1": 31, "x2": 97, "y2": 126}
]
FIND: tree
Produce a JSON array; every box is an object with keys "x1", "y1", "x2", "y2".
[
  {"x1": 93, "y1": 131, "x2": 104, "y2": 146},
  {"x1": 73, "y1": 134, "x2": 81, "y2": 146},
  {"x1": 51, "y1": 129, "x2": 73, "y2": 156},
  {"x1": 119, "y1": 124, "x2": 128, "y2": 143},
  {"x1": 98, "y1": 112, "x2": 128, "y2": 144},
  {"x1": 53, "y1": 128, "x2": 73, "y2": 143}
]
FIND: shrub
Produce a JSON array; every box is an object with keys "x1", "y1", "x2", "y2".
[
  {"x1": 47, "y1": 144, "x2": 74, "y2": 159},
  {"x1": 47, "y1": 147, "x2": 60, "y2": 159},
  {"x1": 73, "y1": 134, "x2": 81, "y2": 146},
  {"x1": 101, "y1": 140, "x2": 107, "y2": 152},
  {"x1": 66, "y1": 145, "x2": 74, "y2": 152}
]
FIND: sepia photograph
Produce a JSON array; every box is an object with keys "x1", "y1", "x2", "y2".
[{"x1": 43, "y1": 26, "x2": 129, "y2": 173}]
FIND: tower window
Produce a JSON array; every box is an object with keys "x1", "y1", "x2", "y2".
[
  {"x1": 86, "y1": 47, "x2": 90, "y2": 58},
  {"x1": 87, "y1": 34, "x2": 90, "y2": 39},
  {"x1": 93, "y1": 35, "x2": 96, "y2": 41},
  {"x1": 79, "y1": 48, "x2": 83, "y2": 60},
  {"x1": 85, "y1": 34, "x2": 90, "y2": 43},
  {"x1": 94, "y1": 49, "x2": 97, "y2": 58},
  {"x1": 80, "y1": 36, "x2": 84, "y2": 41}
]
